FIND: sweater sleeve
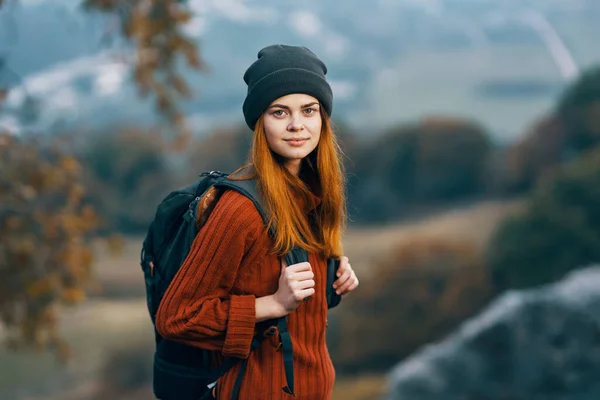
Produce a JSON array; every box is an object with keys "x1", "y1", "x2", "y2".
[{"x1": 154, "y1": 190, "x2": 264, "y2": 359}]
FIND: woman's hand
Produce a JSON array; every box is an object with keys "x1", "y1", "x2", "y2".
[
  {"x1": 273, "y1": 259, "x2": 315, "y2": 314},
  {"x1": 333, "y1": 256, "x2": 359, "y2": 298}
]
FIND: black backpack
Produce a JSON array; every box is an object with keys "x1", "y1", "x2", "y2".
[{"x1": 140, "y1": 170, "x2": 341, "y2": 400}]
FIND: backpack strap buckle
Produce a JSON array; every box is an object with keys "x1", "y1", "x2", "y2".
[{"x1": 263, "y1": 325, "x2": 277, "y2": 338}]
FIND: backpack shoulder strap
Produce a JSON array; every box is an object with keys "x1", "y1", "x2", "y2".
[
  {"x1": 212, "y1": 173, "x2": 304, "y2": 398},
  {"x1": 214, "y1": 176, "x2": 269, "y2": 222}
]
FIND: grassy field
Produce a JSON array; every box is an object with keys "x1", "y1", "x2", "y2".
[
  {"x1": 342, "y1": 199, "x2": 521, "y2": 279},
  {"x1": 0, "y1": 299, "x2": 153, "y2": 400},
  {"x1": 0, "y1": 199, "x2": 522, "y2": 400}
]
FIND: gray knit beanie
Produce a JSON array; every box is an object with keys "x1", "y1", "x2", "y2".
[{"x1": 242, "y1": 44, "x2": 333, "y2": 130}]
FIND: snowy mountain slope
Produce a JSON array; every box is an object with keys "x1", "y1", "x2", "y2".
[{"x1": 1, "y1": 0, "x2": 598, "y2": 141}]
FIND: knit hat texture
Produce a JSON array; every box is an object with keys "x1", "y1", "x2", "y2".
[{"x1": 242, "y1": 44, "x2": 333, "y2": 130}]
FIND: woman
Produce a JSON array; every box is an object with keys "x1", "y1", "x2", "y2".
[{"x1": 155, "y1": 44, "x2": 359, "y2": 400}]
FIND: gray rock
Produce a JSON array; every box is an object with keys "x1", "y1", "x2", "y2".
[{"x1": 385, "y1": 266, "x2": 600, "y2": 400}]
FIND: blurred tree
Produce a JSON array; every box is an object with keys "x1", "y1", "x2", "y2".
[
  {"x1": 331, "y1": 118, "x2": 360, "y2": 160},
  {"x1": 349, "y1": 116, "x2": 491, "y2": 223},
  {"x1": 556, "y1": 66, "x2": 600, "y2": 154},
  {"x1": 82, "y1": 0, "x2": 208, "y2": 147},
  {"x1": 0, "y1": 132, "x2": 100, "y2": 360},
  {"x1": 347, "y1": 124, "x2": 417, "y2": 223},
  {"x1": 0, "y1": 0, "x2": 206, "y2": 356},
  {"x1": 491, "y1": 65, "x2": 600, "y2": 196},
  {"x1": 488, "y1": 146, "x2": 600, "y2": 290},
  {"x1": 416, "y1": 116, "x2": 491, "y2": 200},
  {"x1": 183, "y1": 125, "x2": 253, "y2": 180},
  {"x1": 501, "y1": 114, "x2": 567, "y2": 193},
  {"x1": 83, "y1": 127, "x2": 174, "y2": 233},
  {"x1": 328, "y1": 235, "x2": 493, "y2": 374},
  {"x1": 329, "y1": 119, "x2": 363, "y2": 222}
]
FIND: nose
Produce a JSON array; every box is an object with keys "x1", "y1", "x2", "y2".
[{"x1": 287, "y1": 118, "x2": 304, "y2": 132}]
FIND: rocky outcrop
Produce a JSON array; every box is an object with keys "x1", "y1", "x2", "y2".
[{"x1": 385, "y1": 266, "x2": 600, "y2": 400}]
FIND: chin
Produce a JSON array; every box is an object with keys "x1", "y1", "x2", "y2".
[
  {"x1": 288, "y1": 150, "x2": 312, "y2": 160},
  {"x1": 275, "y1": 147, "x2": 306, "y2": 159}
]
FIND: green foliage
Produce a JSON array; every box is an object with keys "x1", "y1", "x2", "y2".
[
  {"x1": 83, "y1": 128, "x2": 174, "y2": 233},
  {"x1": 557, "y1": 66, "x2": 600, "y2": 152},
  {"x1": 328, "y1": 235, "x2": 493, "y2": 374},
  {"x1": 500, "y1": 114, "x2": 567, "y2": 193},
  {"x1": 184, "y1": 125, "x2": 253, "y2": 176},
  {"x1": 488, "y1": 147, "x2": 600, "y2": 290},
  {"x1": 493, "y1": 65, "x2": 600, "y2": 195},
  {"x1": 415, "y1": 117, "x2": 491, "y2": 199},
  {"x1": 349, "y1": 117, "x2": 491, "y2": 223}
]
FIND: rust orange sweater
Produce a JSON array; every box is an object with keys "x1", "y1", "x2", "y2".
[{"x1": 154, "y1": 189, "x2": 335, "y2": 400}]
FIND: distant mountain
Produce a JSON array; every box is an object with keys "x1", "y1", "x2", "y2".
[{"x1": 1, "y1": 0, "x2": 599, "y2": 142}]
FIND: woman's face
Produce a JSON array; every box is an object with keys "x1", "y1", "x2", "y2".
[{"x1": 262, "y1": 93, "x2": 322, "y2": 175}]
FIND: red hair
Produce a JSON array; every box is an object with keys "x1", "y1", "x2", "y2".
[{"x1": 232, "y1": 109, "x2": 347, "y2": 258}]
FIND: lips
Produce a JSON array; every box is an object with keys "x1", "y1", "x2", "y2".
[{"x1": 285, "y1": 138, "x2": 309, "y2": 146}]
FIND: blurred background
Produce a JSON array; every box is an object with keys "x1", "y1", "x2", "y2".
[{"x1": 2, "y1": 0, "x2": 600, "y2": 399}]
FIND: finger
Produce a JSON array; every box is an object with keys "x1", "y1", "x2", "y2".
[
  {"x1": 341, "y1": 289, "x2": 354, "y2": 299},
  {"x1": 333, "y1": 267, "x2": 352, "y2": 288},
  {"x1": 288, "y1": 262, "x2": 312, "y2": 273},
  {"x1": 292, "y1": 270, "x2": 315, "y2": 281},
  {"x1": 333, "y1": 274, "x2": 350, "y2": 291},
  {"x1": 297, "y1": 279, "x2": 315, "y2": 290},
  {"x1": 343, "y1": 279, "x2": 359, "y2": 294},
  {"x1": 294, "y1": 287, "x2": 315, "y2": 302},
  {"x1": 337, "y1": 257, "x2": 349, "y2": 275},
  {"x1": 337, "y1": 274, "x2": 357, "y2": 295}
]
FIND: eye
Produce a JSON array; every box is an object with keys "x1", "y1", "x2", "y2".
[
  {"x1": 303, "y1": 108, "x2": 317, "y2": 115},
  {"x1": 272, "y1": 109, "x2": 286, "y2": 117}
]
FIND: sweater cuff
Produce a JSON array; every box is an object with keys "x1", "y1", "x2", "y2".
[{"x1": 223, "y1": 295, "x2": 257, "y2": 359}]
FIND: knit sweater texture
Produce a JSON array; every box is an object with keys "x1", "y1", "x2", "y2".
[{"x1": 154, "y1": 189, "x2": 335, "y2": 400}]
